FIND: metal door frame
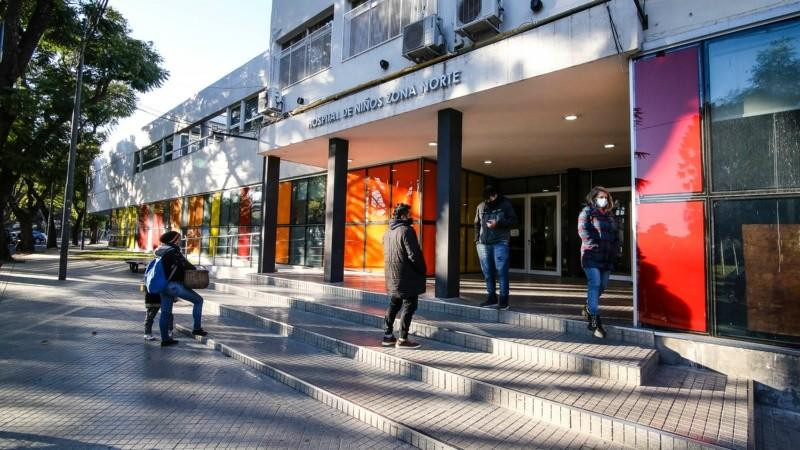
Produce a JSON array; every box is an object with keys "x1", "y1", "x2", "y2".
[
  {"x1": 507, "y1": 192, "x2": 561, "y2": 276},
  {"x1": 607, "y1": 187, "x2": 633, "y2": 282}
]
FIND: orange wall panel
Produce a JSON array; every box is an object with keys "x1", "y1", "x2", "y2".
[
  {"x1": 422, "y1": 160, "x2": 437, "y2": 222},
  {"x1": 367, "y1": 166, "x2": 391, "y2": 222},
  {"x1": 346, "y1": 169, "x2": 366, "y2": 223},
  {"x1": 170, "y1": 199, "x2": 181, "y2": 232},
  {"x1": 344, "y1": 224, "x2": 366, "y2": 270},
  {"x1": 391, "y1": 160, "x2": 420, "y2": 219},
  {"x1": 276, "y1": 227, "x2": 289, "y2": 264},
  {"x1": 365, "y1": 224, "x2": 388, "y2": 271},
  {"x1": 277, "y1": 181, "x2": 292, "y2": 225},
  {"x1": 422, "y1": 225, "x2": 435, "y2": 277}
]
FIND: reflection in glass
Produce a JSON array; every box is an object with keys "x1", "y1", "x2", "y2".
[
  {"x1": 291, "y1": 180, "x2": 308, "y2": 225},
  {"x1": 306, "y1": 176, "x2": 326, "y2": 224},
  {"x1": 508, "y1": 197, "x2": 525, "y2": 271},
  {"x1": 709, "y1": 20, "x2": 800, "y2": 191},
  {"x1": 530, "y1": 196, "x2": 557, "y2": 272},
  {"x1": 713, "y1": 197, "x2": 800, "y2": 344},
  {"x1": 305, "y1": 225, "x2": 325, "y2": 267}
]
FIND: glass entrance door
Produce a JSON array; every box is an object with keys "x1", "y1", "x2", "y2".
[
  {"x1": 608, "y1": 188, "x2": 632, "y2": 280},
  {"x1": 530, "y1": 194, "x2": 559, "y2": 274},
  {"x1": 508, "y1": 193, "x2": 561, "y2": 275}
]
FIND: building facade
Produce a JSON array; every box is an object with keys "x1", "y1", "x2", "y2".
[{"x1": 90, "y1": 0, "x2": 800, "y2": 350}]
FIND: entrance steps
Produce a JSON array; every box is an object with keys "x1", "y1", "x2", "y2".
[{"x1": 173, "y1": 274, "x2": 751, "y2": 449}]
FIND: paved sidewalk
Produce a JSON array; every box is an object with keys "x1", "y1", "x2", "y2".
[{"x1": 0, "y1": 258, "x2": 411, "y2": 449}]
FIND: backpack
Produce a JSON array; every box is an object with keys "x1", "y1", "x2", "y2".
[{"x1": 143, "y1": 249, "x2": 174, "y2": 294}]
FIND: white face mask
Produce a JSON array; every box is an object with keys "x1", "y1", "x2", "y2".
[{"x1": 595, "y1": 197, "x2": 608, "y2": 208}]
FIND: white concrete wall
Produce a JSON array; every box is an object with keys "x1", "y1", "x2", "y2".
[
  {"x1": 642, "y1": 0, "x2": 800, "y2": 51},
  {"x1": 263, "y1": 0, "x2": 642, "y2": 151},
  {"x1": 89, "y1": 135, "x2": 319, "y2": 213},
  {"x1": 271, "y1": 0, "x2": 616, "y2": 113}
]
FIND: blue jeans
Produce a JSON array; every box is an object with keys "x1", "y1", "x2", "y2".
[
  {"x1": 159, "y1": 281, "x2": 204, "y2": 341},
  {"x1": 583, "y1": 267, "x2": 611, "y2": 316},
  {"x1": 476, "y1": 242, "x2": 510, "y2": 300}
]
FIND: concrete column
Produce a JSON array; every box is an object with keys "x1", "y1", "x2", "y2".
[
  {"x1": 323, "y1": 138, "x2": 348, "y2": 283},
  {"x1": 258, "y1": 155, "x2": 280, "y2": 273},
  {"x1": 435, "y1": 108, "x2": 462, "y2": 299}
]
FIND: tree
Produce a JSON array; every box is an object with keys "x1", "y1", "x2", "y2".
[{"x1": 0, "y1": 1, "x2": 167, "y2": 260}]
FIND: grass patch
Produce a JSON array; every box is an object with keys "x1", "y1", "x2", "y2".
[{"x1": 72, "y1": 249, "x2": 152, "y2": 260}]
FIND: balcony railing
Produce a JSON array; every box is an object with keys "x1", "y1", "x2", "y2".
[{"x1": 278, "y1": 24, "x2": 332, "y2": 88}]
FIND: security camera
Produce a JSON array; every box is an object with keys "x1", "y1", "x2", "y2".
[{"x1": 531, "y1": 0, "x2": 544, "y2": 13}]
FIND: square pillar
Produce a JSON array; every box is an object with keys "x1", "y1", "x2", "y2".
[
  {"x1": 564, "y1": 168, "x2": 582, "y2": 277},
  {"x1": 435, "y1": 108, "x2": 462, "y2": 299},
  {"x1": 324, "y1": 138, "x2": 348, "y2": 283},
  {"x1": 259, "y1": 155, "x2": 280, "y2": 273}
]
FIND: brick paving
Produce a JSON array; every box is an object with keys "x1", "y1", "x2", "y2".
[{"x1": 0, "y1": 258, "x2": 411, "y2": 449}]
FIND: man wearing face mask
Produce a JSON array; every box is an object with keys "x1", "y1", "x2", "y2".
[{"x1": 578, "y1": 186, "x2": 621, "y2": 338}]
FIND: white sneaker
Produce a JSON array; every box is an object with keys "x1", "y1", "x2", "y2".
[{"x1": 144, "y1": 334, "x2": 157, "y2": 341}]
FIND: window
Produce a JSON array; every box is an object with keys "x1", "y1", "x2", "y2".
[
  {"x1": 242, "y1": 97, "x2": 262, "y2": 132},
  {"x1": 278, "y1": 15, "x2": 333, "y2": 88},
  {"x1": 229, "y1": 105, "x2": 241, "y2": 133},
  {"x1": 343, "y1": 0, "x2": 433, "y2": 59},
  {"x1": 133, "y1": 151, "x2": 140, "y2": 174},
  {"x1": 163, "y1": 138, "x2": 174, "y2": 161},
  {"x1": 141, "y1": 143, "x2": 162, "y2": 170},
  {"x1": 708, "y1": 20, "x2": 800, "y2": 191}
]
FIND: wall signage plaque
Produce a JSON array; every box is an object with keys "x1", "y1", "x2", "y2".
[{"x1": 308, "y1": 71, "x2": 463, "y2": 129}]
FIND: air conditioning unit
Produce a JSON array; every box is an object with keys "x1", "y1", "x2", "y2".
[
  {"x1": 455, "y1": 0, "x2": 503, "y2": 39},
  {"x1": 257, "y1": 88, "x2": 283, "y2": 117},
  {"x1": 402, "y1": 15, "x2": 445, "y2": 63}
]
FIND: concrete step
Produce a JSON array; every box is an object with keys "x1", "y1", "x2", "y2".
[
  {"x1": 170, "y1": 306, "x2": 624, "y2": 449},
  {"x1": 214, "y1": 280, "x2": 659, "y2": 387},
  {"x1": 245, "y1": 273, "x2": 655, "y2": 347},
  {"x1": 180, "y1": 296, "x2": 748, "y2": 449}
]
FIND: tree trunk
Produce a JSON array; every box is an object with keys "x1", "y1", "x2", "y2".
[
  {"x1": 90, "y1": 225, "x2": 98, "y2": 244},
  {"x1": 0, "y1": 177, "x2": 14, "y2": 261},
  {"x1": 71, "y1": 208, "x2": 85, "y2": 246},
  {"x1": 47, "y1": 213, "x2": 58, "y2": 248},
  {"x1": 17, "y1": 216, "x2": 35, "y2": 253}
]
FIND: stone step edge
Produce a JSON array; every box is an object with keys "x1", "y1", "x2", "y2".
[
  {"x1": 212, "y1": 281, "x2": 658, "y2": 387},
  {"x1": 245, "y1": 274, "x2": 656, "y2": 348},
  {"x1": 171, "y1": 322, "x2": 456, "y2": 450},
  {"x1": 205, "y1": 299, "x2": 728, "y2": 450}
]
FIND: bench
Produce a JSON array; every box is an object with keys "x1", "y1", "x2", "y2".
[{"x1": 124, "y1": 260, "x2": 149, "y2": 273}]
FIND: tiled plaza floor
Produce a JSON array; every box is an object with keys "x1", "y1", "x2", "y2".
[{"x1": 0, "y1": 257, "x2": 411, "y2": 449}]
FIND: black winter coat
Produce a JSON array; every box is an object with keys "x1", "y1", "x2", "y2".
[
  {"x1": 383, "y1": 219, "x2": 427, "y2": 297},
  {"x1": 154, "y1": 243, "x2": 196, "y2": 283}
]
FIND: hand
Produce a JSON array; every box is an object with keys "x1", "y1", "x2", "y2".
[{"x1": 486, "y1": 219, "x2": 497, "y2": 229}]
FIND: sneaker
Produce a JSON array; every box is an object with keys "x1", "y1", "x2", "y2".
[
  {"x1": 478, "y1": 297, "x2": 498, "y2": 308},
  {"x1": 160, "y1": 338, "x2": 179, "y2": 347},
  {"x1": 381, "y1": 334, "x2": 397, "y2": 347},
  {"x1": 144, "y1": 334, "x2": 157, "y2": 341},
  {"x1": 395, "y1": 338, "x2": 421, "y2": 349},
  {"x1": 192, "y1": 329, "x2": 208, "y2": 337}
]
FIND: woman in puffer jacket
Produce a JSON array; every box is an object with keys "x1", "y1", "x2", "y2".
[{"x1": 578, "y1": 186, "x2": 621, "y2": 339}]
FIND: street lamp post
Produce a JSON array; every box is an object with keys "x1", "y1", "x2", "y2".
[{"x1": 58, "y1": 2, "x2": 108, "y2": 280}]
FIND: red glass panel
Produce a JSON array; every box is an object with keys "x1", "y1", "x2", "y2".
[
  {"x1": 365, "y1": 224, "x2": 388, "y2": 271},
  {"x1": 137, "y1": 205, "x2": 149, "y2": 250},
  {"x1": 346, "y1": 169, "x2": 366, "y2": 223},
  {"x1": 391, "y1": 161, "x2": 420, "y2": 219},
  {"x1": 634, "y1": 46, "x2": 703, "y2": 195},
  {"x1": 238, "y1": 187, "x2": 252, "y2": 257},
  {"x1": 367, "y1": 165, "x2": 391, "y2": 222},
  {"x1": 277, "y1": 181, "x2": 292, "y2": 225},
  {"x1": 637, "y1": 201, "x2": 707, "y2": 332},
  {"x1": 422, "y1": 225, "x2": 435, "y2": 276},
  {"x1": 151, "y1": 203, "x2": 165, "y2": 250},
  {"x1": 345, "y1": 224, "x2": 366, "y2": 270},
  {"x1": 422, "y1": 160, "x2": 437, "y2": 222},
  {"x1": 275, "y1": 227, "x2": 289, "y2": 264}
]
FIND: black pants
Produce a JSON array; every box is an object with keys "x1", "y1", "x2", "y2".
[
  {"x1": 145, "y1": 306, "x2": 173, "y2": 335},
  {"x1": 383, "y1": 295, "x2": 418, "y2": 339}
]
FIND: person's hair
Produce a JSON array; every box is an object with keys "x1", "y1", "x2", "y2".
[
  {"x1": 392, "y1": 203, "x2": 411, "y2": 219},
  {"x1": 159, "y1": 230, "x2": 180, "y2": 244},
  {"x1": 585, "y1": 186, "x2": 614, "y2": 209},
  {"x1": 483, "y1": 184, "x2": 498, "y2": 199}
]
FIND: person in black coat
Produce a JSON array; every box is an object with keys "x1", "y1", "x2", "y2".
[{"x1": 382, "y1": 203, "x2": 426, "y2": 349}]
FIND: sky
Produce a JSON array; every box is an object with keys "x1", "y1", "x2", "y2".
[{"x1": 102, "y1": 0, "x2": 272, "y2": 156}]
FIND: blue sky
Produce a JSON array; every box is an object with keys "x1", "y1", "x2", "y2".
[{"x1": 103, "y1": 0, "x2": 272, "y2": 155}]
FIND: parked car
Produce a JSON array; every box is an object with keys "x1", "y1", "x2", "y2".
[{"x1": 32, "y1": 230, "x2": 47, "y2": 245}]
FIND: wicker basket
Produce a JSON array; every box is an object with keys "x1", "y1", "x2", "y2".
[{"x1": 183, "y1": 269, "x2": 209, "y2": 289}]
